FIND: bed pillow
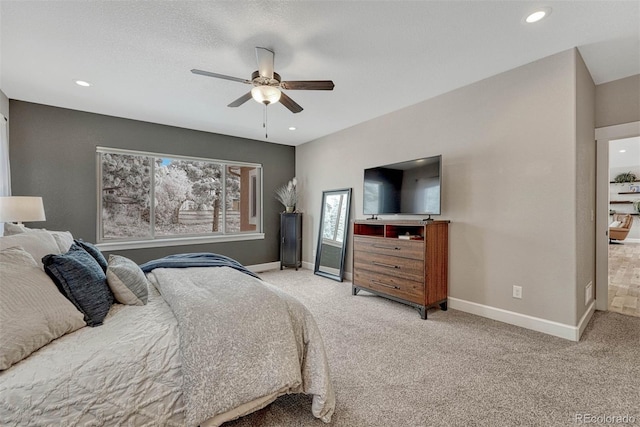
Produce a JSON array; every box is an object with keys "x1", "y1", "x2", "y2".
[
  {"x1": 106, "y1": 255, "x2": 149, "y2": 306},
  {"x1": 74, "y1": 239, "x2": 108, "y2": 273},
  {"x1": 0, "y1": 230, "x2": 61, "y2": 269},
  {"x1": 3, "y1": 222, "x2": 29, "y2": 235},
  {"x1": 0, "y1": 246, "x2": 85, "y2": 370},
  {"x1": 43, "y1": 244, "x2": 114, "y2": 327},
  {"x1": 2, "y1": 223, "x2": 74, "y2": 253},
  {"x1": 49, "y1": 231, "x2": 74, "y2": 252}
]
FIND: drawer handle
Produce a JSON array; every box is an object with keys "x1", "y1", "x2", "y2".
[
  {"x1": 371, "y1": 279, "x2": 400, "y2": 290},
  {"x1": 372, "y1": 244, "x2": 402, "y2": 251},
  {"x1": 372, "y1": 260, "x2": 400, "y2": 269}
]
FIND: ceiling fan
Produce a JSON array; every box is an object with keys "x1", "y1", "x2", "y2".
[{"x1": 191, "y1": 47, "x2": 334, "y2": 115}]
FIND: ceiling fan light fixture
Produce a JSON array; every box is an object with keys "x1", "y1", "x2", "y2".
[{"x1": 251, "y1": 86, "x2": 281, "y2": 105}]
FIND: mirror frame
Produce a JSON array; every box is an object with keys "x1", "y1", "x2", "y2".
[{"x1": 314, "y1": 188, "x2": 352, "y2": 282}]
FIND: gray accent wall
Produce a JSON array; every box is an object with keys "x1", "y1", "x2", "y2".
[
  {"x1": 9, "y1": 100, "x2": 294, "y2": 265},
  {"x1": 595, "y1": 74, "x2": 640, "y2": 128}
]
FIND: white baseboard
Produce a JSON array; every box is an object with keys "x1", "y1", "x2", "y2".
[
  {"x1": 448, "y1": 297, "x2": 595, "y2": 341},
  {"x1": 246, "y1": 261, "x2": 280, "y2": 273},
  {"x1": 577, "y1": 300, "x2": 596, "y2": 339}
]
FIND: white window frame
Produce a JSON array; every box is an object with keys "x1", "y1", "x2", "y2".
[
  {"x1": 95, "y1": 146, "x2": 264, "y2": 251},
  {"x1": 249, "y1": 168, "x2": 259, "y2": 226}
]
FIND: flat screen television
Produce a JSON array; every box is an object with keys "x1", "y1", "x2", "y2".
[{"x1": 363, "y1": 155, "x2": 441, "y2": 216}]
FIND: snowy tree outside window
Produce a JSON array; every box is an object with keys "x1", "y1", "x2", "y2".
[{"x1": 97, "y1": 148, "x2": 261, "y2": 243}]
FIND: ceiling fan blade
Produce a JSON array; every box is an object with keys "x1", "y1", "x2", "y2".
[
  {"x1": 228, "y1": 92, "x2": 253, "y2": 108},
  {"x1": 280, "y1": 80, "x2": 335, "y2": 90},
  {"x1": 255, "y1": 47, "x2": 274, "y2": 79},
  {"x1": 191, "y1": 69, "x2": 250, "y2": 84},
  {"x1": 279, "y1": 92, "x2": 303, "y2": 114}
]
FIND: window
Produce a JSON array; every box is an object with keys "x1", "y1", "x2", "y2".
[{"x1": 97, "y1": 147, "x2": 262, "y2": 249}]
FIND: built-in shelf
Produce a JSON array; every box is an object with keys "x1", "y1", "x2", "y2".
[
  {"x1": 610, "y1": 201, "x2": 633, "y2": 204},
  {"x1": 609, "y1": 180, "x2": 640, "y2": 184},
  {"x1": 618, "y1": 192, "x2": 640, "y2": 195}
]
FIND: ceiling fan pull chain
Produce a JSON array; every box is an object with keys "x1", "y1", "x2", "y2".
[{"x1": 264, "y1": 104, "x2": 268, "y2": 139}]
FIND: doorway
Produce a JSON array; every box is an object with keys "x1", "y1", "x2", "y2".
[{"x1": 595, "y1": 122, "x2": 640, "y2": 316}]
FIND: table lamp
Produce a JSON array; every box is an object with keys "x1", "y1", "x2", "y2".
[{"x1": 0, "y1": 196, "x2": 46, "y2": 225}]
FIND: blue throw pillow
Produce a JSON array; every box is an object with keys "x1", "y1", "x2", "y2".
[
  {"x1": 43, "y1": 244, "x2": 114, "y2": 327},
  {"x1": 74, "y1": 239, "x2": 108, "y2": 273}
]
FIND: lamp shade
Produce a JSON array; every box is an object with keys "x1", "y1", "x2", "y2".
[
  {"x1": 251, "y1": 86, "x2": 281, "y2": 105},
  {"x1": 0, "y1": 196, "x2": 46, "y2": 223}
]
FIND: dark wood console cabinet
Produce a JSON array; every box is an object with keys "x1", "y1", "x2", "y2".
[
  {"x1": 280, "y1": 212, "x2": 302, "y2": 270},
  {"x1": 352, "y1": 219, "x2": 449, "y2": 319}
]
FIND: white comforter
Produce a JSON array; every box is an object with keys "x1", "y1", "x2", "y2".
[
  {"x1": 0, "y1": 284, "x2": 184, "y2": 426},
  {"x1": 151, "y1": 267, "x2": 335, "y2": 426},
  {"x1": 0, "y1": 267, "x2": 335, "y2": 426}
]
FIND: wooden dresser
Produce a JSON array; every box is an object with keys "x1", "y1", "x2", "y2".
[{"x1": 352, "y1": 219, "x2": 449, "y2": 319}]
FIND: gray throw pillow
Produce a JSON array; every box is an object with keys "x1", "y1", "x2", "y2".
[
  {"x1": 0, "y1": 246, "x2": 85, "y2": 370},
  {"x1": 43, "y1": 244, "x2": 114, "y2": 327},
  {"x1": 106, "y1": 255, "x2": 149, "y2": 306}
]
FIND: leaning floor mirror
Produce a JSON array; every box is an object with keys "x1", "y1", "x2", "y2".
[{"x1": 314, "y1": 188, "x2": 352, "y2": 282}]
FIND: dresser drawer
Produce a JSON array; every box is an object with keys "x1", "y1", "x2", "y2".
[
  {"x1": 353, "y1": 250, "x2": 424, "y2": 282},
  {"x1": 354, "y1": 236, "x2": 423, "y2": 260},
  {"x1": 353, "y1": 269, "x2": 424, "y2": 305}
]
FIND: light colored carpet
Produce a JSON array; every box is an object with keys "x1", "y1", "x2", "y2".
[{"x1": 225, "y1": 269, "x2": 640, "y2": 427}]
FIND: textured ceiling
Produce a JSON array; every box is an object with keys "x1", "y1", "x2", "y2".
[{"x1": 1, "y1": 1, "x2": 639, "y2": 146}]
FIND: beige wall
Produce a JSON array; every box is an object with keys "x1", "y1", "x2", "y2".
[
  {"x1": 297, "y1": 49, "x2": 589, "y2": 327},
  {"x1": 0, "y1": 90, "x2": 8, "y2": 118},
  {"x1": 595, "y1": 75, "x2": 640, "y2": 128},
  {"x1": 575, "y1": 51, "x2": 596, "y2": 324}
]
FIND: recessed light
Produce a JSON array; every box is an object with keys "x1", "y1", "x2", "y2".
[
  {"x1": 525, "y1": 8, "x2": 551, "y2": 23},
  {"x1": 619, "y1": 149, "x2": 627, "y2": 153},
  {"x1": 288, "y1": 127, "x2": 296, "y2": 131},
  {"x1": 75, "y1": 80, "x2": 92, "y2": 87}
]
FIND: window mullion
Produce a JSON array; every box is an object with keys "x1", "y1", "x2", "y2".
[
  {"x1": 150, "y1": 157, "x2": 156, "y2": 240},
  {"x1": 221, "y1": 164, "x2": 226, "y2": 234}
]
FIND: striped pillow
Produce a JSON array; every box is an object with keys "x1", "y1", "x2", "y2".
[
  {"x1": 0, "y1": 246, "x2": 85, "y2": 370},
  {"x1": 106, "y1": 255, "x2": 149, "y2": 306}
]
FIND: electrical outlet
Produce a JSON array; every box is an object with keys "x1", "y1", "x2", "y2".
[
  {"x1": 585, "y1": 281, "x2": 593, "y2": 306},
  {"x1": 513, "y1": 285, "x2": 522, "y2": 299}
]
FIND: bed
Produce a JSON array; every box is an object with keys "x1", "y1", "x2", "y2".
[{"x1": 0, "y1": 227, "x2": 335, "y2": 426}]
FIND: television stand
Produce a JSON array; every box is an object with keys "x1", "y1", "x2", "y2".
[
  {"x1": 366, "y1": 215, "x2": 378, "y2": 220},
  {"x1": 352, "y1": 219, "x2": 449, "y2": 319},
  {"x1": 422, "y1": 215, "x2": 434, "y2": 223}
]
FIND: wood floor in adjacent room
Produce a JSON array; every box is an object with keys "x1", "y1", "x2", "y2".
[{"x1": 608, "y1": 241, "x2": 640, "y2": 318}]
